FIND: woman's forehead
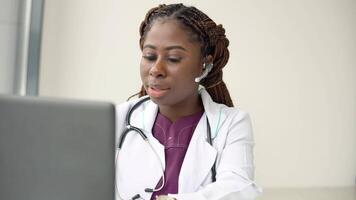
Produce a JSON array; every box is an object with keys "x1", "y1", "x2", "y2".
[{"x1": 144, "y1": 19, "x2": 201, "y2": 50}]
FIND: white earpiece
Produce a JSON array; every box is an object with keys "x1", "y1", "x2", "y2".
[{"x1": 195, "y1": 63, "x2": 213, "y2": 83}]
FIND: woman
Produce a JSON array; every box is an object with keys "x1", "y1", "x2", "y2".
[{"x1": 116, "y1": 4, "x2": 261, "y2": 200}]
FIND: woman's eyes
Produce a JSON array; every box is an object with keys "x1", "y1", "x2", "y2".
[
  {"x1": 142, "y1": 54, "x2": 182, "y2": 63},
  {"x1": 167, "y1": 57, "x2": 181, "y2": 63},
  {"x1": 142, "y1": 55, "x2": 156, "y2": 61}
]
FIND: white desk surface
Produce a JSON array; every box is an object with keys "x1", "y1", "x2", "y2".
[{"x1": 257, "y1": 187, "x2": 356, "y2": 200}]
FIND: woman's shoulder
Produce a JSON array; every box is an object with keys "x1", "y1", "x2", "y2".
[
  {"x1": 201, "y1": 89, "x2": 250, "y2": 122},
  {"x1": 225, "y1": 106, "x2": 250, "y2": 122},
  {"x1": 211, "y1": 104, "x2": 254, "y2": 144},
  {"x1": 202, "y1": 92, "x2": 253, "y2": 140},
  {"x1": 213, "y1": 101, "x2": 252, "y2": 127}
]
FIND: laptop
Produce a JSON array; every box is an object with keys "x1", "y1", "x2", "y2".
[{"x1": 0, "y1": 95, "x2": 115, "y2": 200}]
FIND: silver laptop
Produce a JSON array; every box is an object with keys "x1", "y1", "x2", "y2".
[{"x1": 0, "y1": 95, "x2": 115, "y2": 200}]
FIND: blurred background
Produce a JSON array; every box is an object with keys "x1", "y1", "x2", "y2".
[{"x1": 1, "y1": 0, "x2": 355, "y2": 199}]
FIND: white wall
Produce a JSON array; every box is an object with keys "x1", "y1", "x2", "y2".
[{"x1": 39, "y1": 0, "x2": 356, "y2": 188}]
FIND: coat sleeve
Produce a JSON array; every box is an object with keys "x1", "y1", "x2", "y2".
[
  {"x1": 170, "y1": 111, "x2": 262, "y2": 200},
  {"x1": 115, "y1": 101, "x2": 131, "y2": 147}
]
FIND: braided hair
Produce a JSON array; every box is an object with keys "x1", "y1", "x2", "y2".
[{"x1": 138, "y1": 3, "x2": 234, "y2": 107}]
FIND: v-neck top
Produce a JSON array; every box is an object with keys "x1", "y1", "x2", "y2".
[{"x1": 151, "y1": 111, "x2": 204, "y2": 198}]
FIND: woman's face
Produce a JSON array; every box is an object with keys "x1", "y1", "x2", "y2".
[{"x1": 140, "y1": 19, "x2": 203, "y2": 107}]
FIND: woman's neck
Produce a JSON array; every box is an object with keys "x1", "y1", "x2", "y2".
[{"x1": 158, "y1": 95, "x2": 203, "y2": 123}]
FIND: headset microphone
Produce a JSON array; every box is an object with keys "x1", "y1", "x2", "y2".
[{"x1": 195, "y1": 63, "x2": 213, "y2": 83}]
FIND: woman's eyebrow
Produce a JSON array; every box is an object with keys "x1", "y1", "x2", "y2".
[
  {"x1": 142, "y1": 44, "x2": 156, "y2": 50},
  {"x1": 165, "y1": 45, "x2": 187, "y2": 51},
  {"x1": 142, "y1": 44, "x2": 187, "y2": 51}
]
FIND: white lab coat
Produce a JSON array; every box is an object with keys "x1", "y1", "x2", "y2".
[{"x1": 115, "y1": 89, "x2": 262, "y2": 200}]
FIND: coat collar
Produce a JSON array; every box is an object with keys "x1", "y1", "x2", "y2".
[
  {"x1": 130, "y1": 89, "x2": 227, "y2": 138},
  {"x1": 128, "y1": 88, "x2": 228, "y2": 192},
  {"x1": 199, "y1": 88, "x2": 227, "y2": 139}
]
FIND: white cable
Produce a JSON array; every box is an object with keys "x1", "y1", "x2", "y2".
[{"x1": 145, "y1": 139, "x2": 166, "y2": 192}]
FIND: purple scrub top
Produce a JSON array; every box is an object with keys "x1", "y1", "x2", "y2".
[{"x1": 151, "y1": 110, "x2": 204, "y2": 199}]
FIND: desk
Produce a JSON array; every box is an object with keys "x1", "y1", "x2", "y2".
[{"x1": 257, "y1": 187, "x2": 356, "y2": 200}]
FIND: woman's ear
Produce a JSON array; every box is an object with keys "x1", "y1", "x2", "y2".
[{"x1": 205, "y1": 55, "x2": 213, "y2": 65}]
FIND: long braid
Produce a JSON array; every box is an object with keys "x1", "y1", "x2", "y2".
[{"x1": 137, "y1": 4, "x2": 234, "y2": 107}]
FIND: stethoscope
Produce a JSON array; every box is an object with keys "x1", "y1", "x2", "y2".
[{"x1": 116, "y1": 96, "x2": 216, "y2": 199}]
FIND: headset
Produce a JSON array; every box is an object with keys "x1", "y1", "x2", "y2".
[
  {"x1": 116, "y1": 96, "x2": 217, "y2": 199},
  {"x1": 195, "y1": 63, "x2": 213, "y2": 83}
]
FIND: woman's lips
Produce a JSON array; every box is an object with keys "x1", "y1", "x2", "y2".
[{"x1": 147, "y1": 86, "x2": 169, "y2": 98}]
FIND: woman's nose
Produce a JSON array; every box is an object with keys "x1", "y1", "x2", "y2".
[{"x1": 149, "y1": 58, "x2": 166, "y2": 78}]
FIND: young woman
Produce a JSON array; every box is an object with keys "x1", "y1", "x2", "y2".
[{"x1": 115, "y1": 4, "x2": 261, "y2": 200}]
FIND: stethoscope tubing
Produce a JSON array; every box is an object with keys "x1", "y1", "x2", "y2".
[
  {"x1": 116, "y1": 96, "x2": 217, "y2": 199},
  {"x1": 118, "y1": 96, "x2": 150, "y2": 149}
]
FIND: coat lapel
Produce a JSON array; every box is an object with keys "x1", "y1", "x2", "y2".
[
  {"x1": 130, "y1": 99, "x2": 164, "y2": 160},
  {"x1": 178, "y1": 114, "x2": 217, "y2": 192},
  {"x1": 117, "y1": 99, "x2": 165, "y2": 199},
  {"x1": 178, "y1": 89, "x2": 227, "y2": 192}
]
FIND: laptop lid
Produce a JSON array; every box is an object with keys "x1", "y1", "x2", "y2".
[{"x1": 0, "y1": 95, "x2": 115, "y2": 200}]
